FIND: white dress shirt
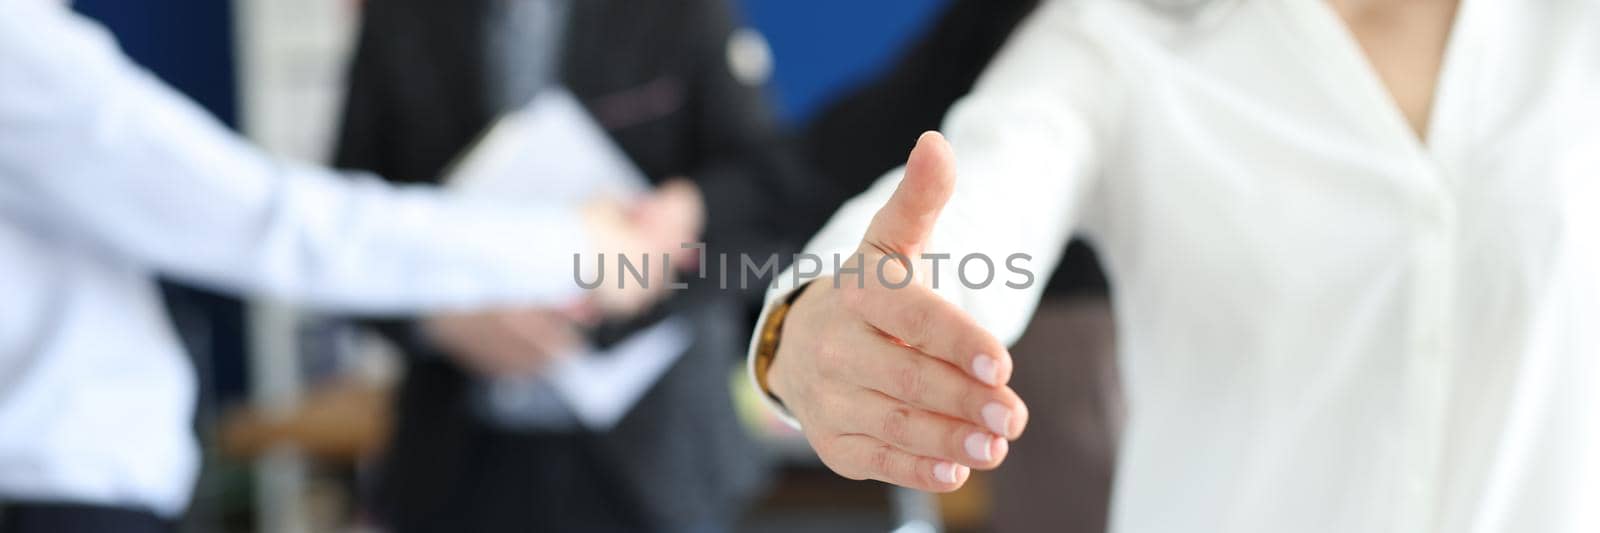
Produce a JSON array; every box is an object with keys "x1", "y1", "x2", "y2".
[
  {"x1": 752, "y1": 0, "x2": 1600, "y2": 531},
  {"x1": 0, "y1": 0, "x2": 590, "y2": 516}
]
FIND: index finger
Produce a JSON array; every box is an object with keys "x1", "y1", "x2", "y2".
[{"x1": 841, "y1": 276, "x2": 1013, "y2": 387}]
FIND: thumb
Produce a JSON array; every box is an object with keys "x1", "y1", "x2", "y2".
[{"x1": 863, "y1": 131, "x2": 957, "y2": 258}]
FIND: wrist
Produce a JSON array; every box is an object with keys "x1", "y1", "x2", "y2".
[{"x1": 754, "y1": 280, "x2": 821, "y2": 404}]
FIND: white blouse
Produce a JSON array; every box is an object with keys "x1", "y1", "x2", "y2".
[{"x1": 754, "y1": 0, "x2": 1600, "y2": 531}]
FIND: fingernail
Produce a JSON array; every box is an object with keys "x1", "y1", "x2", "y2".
[
  {"x1": 965, "y1": 432, "x2": 994, "y2": 462},
  {"x1": 982, "y1": 402, "x2": 1011, "y2": 437},
  {"x1": 972, "y1": 354, "x2": 998, "y2": 385},
  {"x1": 934, "y1": 461, "x2": 959, "y2": 484}
]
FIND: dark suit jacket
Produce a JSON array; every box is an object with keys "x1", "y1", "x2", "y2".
[{"x1": 333, "y1": 0, "x2": 805, "y2": 529}]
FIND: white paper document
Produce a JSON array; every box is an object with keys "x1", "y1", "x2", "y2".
[
  {"x1": 543, "y1": 318, "x2": 693, "y2": 429},
  {"x1": 448, "y1": 88, "x2": 645, "y2": 203},
  {"x1": 447, "y1": 88, "x2": 689, "y2": 431}
]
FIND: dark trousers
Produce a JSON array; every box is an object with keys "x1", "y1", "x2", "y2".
[{"x1": 0, "y1": 502, "x2": 172, "y2": 533}]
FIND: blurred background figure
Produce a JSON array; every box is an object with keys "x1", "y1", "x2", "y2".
[
  {"x1": 332, "y1": 0, "x2": 813, "y2": 532},
  {"x1": 0, "y1": 1, "x2": 694, "y2": 532}
]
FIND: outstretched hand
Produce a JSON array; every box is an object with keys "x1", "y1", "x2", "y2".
[{"x1": 766, "y1": 132, "x2": 1028, "y2": 492}]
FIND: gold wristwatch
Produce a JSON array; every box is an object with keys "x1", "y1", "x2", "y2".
[{"x1": 752, "y1": 284, "x2": 810, "y2": 405}]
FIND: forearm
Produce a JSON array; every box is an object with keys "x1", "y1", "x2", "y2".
[{"x1": 0, "y1": 3, "x2": 589, "y2": 312}]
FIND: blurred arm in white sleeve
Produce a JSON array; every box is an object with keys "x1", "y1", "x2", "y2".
[{"x1": 0, "y1": 0, "x2": 604, "y2": 313}]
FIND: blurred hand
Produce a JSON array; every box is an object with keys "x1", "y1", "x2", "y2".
[
  {"x1": 580, "y1": 179, "x2": 703, "y2": 317},
  {"x1": 423, "y1": 307, "x2": 586, "y2": 378},
  {"x1": 766, "y1": 132, "x2": 1028, "y2": 492},
  {"x1": 632, "y1": 178, "x2": 704, "y2": 271}
]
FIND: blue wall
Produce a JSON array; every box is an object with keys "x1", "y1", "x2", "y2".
[
  {"x1": 73, "y1": 0, "x2": 237, "y2": 126},
  {"x1": 739, "y1": 0, "x2": 950, "y2": 123}
]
